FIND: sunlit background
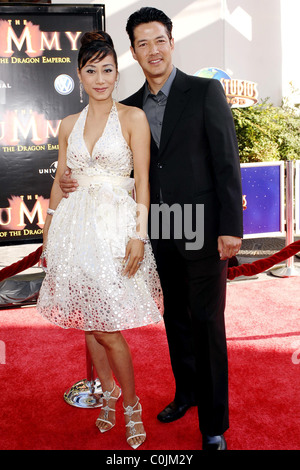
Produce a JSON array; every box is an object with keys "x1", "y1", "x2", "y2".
[{"x1": 47, "y1": 0, "x2": 300, "y2": 107}]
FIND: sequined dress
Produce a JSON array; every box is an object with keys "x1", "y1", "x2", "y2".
[{"x1": 37, "y1": 101, "x2": 163, "y2": 332}]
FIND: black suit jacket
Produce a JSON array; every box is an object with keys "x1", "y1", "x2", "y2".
[{"x1": 122, "y1": 68, "x2": 243, "y2": 260}]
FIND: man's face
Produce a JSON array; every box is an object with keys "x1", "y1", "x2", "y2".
[{"x1": 130, "y1": 21, "x2": 174, "y2": 82}]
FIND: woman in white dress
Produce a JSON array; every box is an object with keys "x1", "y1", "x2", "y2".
[{"x1": 37, "y1": 31, "x2": 163, "y2": 449}]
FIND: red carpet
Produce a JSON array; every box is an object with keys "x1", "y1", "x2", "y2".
[{"x1": 0, "y1": 276, "x2": 299, "y2": 451}]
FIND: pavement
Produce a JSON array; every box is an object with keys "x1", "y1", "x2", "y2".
[
  {"x1": 0, "y1": 235, "x2": 299, "y2": 308},
  {"x1": 0, "y1": 236, "x2": 300, "y2": 283}
]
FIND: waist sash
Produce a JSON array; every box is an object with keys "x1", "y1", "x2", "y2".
[{"x1": 74, "y1": 172, "x2": 135, "y2": 194}]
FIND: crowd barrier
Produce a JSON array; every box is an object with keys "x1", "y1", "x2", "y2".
[{"x1": 0, "y1": 239, "x2": 300, "y2": 285}]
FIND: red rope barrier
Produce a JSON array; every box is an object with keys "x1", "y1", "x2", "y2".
[
  {"x1": 227, "y1": 239, "x2": 300, "y2": 280},
  {"x1": 0, "y1": 246, "x2": 43, "y2": 282},
  {"x1": 0, "y1": 241, "x2": 299, "y2": 284}
]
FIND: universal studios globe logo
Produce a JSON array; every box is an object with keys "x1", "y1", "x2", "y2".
[
  {"x1": 194, "y1": 67, "x2": 258, "y2": 108},
  {"x1": 54, "y1": 74, "x2": 74, "y2": 96}
]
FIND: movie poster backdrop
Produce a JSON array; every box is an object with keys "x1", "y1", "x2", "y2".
[{"x1": 0, "y1": 4, "x2": 104, "y2": 244}]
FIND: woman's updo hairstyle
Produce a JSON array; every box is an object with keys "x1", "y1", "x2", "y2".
[{"x1": 78, "y1": 31, "x2": 118, "y2": 71}]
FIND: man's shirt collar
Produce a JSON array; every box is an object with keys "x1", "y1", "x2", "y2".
[{"x1": 143, "y1": 66, "x2": 176, "y2": 104}]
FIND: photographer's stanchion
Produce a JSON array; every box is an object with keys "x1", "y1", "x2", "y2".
[
  {"x1": 64, "y1": 339, "x2": 103, "y2": 408},
  {"x1": 271, "y1": 161, "x2": 300, "y2": 277}
]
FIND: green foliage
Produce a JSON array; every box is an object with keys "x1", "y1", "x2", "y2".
[{"x1": 231, "y1": 96, "x2": 300, "y2": 163}]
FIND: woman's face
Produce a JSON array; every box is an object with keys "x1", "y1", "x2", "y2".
[{"x1": 78, "y1": 53, "x2": 118, "y2": 102}]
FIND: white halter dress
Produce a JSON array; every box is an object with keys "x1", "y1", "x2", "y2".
[{"x1": 37, "y1": 101, "x2": 163, "y2": 332}]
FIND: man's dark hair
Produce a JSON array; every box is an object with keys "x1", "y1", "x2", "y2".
[{"x1": 126, "y1": 7, "x2": 173, "y2": 49}]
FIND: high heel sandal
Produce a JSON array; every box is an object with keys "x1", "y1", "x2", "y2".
[
  {"x1": 123, "y1": 397, "x2": 146, "y2": 449},
  {"x1": 95, "y1": 381, "x2": 121, "y2": 433}
]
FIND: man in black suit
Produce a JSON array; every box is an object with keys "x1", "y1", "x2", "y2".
[
  {"x1": 60, "y1": 7, "x2": 243, "y2": 450},
  {"x1": 123, "y1": 7, "x2": 243, "y2": 451}
]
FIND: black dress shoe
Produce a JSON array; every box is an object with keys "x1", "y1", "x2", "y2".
[
  {"x1": 202, "y1": 434, "x2": 227, "y2": 450},
  {"x1": 157, "y1": 400, "x2": 193, "y2": 423}
]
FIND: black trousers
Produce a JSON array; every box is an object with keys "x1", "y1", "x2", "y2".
[{"x1": 155, "y1": 238, "x2": 229, "y2": 436}]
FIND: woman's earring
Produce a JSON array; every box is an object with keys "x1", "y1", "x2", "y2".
[
  {"x1": 80, "y1": 82, "x2": 83, "y2": 103},
  {"x1": 113, "y1": 73, "x2": 120, "y2": 100},
  {"x1": 114, "y1": 73, "x2": 120, "y2": 91}
]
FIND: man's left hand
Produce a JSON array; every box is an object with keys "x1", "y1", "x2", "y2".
[{"x1": 218, "y1": 235, "x2": 242, "y2": 260}]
